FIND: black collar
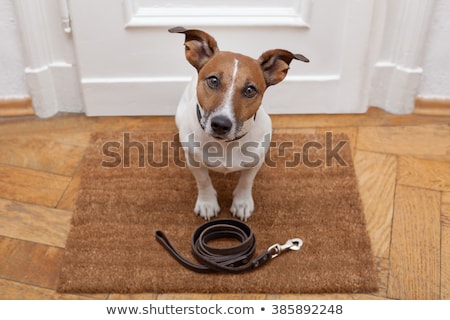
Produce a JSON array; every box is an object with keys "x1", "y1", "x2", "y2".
[
  {"x1": 196, "y1": 104, "x2": 256, "y2": 142},
  {"x1": 196, "y1": 103, "x2": 206, "y2": 130}
]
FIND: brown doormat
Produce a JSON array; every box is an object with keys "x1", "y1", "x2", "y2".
[{"x1": 57, "y1": 131, "x2": 378, "y2": 294}]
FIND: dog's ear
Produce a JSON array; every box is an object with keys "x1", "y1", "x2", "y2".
[
  {"x1": 258, "y1": 49, "x2": 309, "y2": 87},
  {"x1": 169, "y1": 26, "x2": 219, "y2": 71}
]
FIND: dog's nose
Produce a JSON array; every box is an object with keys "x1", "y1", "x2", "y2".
[{"x1": 211, "y1": 116, "x2": 232, "y2": 135}]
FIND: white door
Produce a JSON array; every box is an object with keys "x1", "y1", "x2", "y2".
[{"x1": 67, "y1": 0, "x2": 429, "y2": 116}]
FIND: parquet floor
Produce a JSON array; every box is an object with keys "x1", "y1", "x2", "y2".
[{"x1": 0, "y1": 107, "x2": 449, "y2": 300}]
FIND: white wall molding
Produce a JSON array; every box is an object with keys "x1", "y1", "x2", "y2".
[
  {"x1": 418, "y1": 0, "x2": 450, "y2": 99},
  {"x1": 13, "y1": 0, "x2": 83, "y2": 118},
  {"x1": 0, "y1": 0, "x2": 29, "y2": 98},
  {"x1": 337, "y1": 0, "x2": 375, "y2": 113},
  {"x1": 369, "y1": 0, "x2": 436, "y2": 113},
  {"x1": 123, "y1": 0, "x2": 312, "y2": 28}
]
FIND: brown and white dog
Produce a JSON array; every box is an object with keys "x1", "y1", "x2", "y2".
[{"x1": 171, "y1": 27, "x2": 309, "y2": 221}]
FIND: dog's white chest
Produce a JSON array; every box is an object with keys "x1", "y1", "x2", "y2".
[{"x1": 186, "y1": 137, "x2": 268, "y2": 174}]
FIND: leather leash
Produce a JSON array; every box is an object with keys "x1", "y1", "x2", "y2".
[{"x1": 155, "y1": 219, "x2": 302, "y2": 274}]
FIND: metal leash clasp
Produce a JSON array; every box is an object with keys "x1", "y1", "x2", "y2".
[{"x1": 268, "y1": 238, "x2": 303, "y2": 259}]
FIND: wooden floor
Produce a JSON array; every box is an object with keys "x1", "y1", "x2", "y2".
[{"x1": 0, "y1": 107, "x2": 449, "y2": 300}]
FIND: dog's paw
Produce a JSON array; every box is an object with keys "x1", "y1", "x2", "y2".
[
  {"x1": 230, "y1": 194, "x2": 254, "y2": 221},
  {"x1": 194, "y1": 197, "x2": 220, "y2": 220}
]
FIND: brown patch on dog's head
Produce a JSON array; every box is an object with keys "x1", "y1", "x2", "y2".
[
  {"x1": 197, "y1": 52, "x2": 266, "y2": 123},
  {"x1": 258, "y1": 49, "x2": 310, "y2": 87}
]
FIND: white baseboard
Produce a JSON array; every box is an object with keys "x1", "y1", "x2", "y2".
[
  {"x1": 25, "y1": 63, "x2": 84, "y2": 118},
  {"x1": 370, "y1": 63, "x2": 423, "y2": 114}
]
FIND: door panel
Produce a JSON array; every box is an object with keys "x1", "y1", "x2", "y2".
[{"x1": 68, "y1": 0, "x2": 375, "y2": 115}]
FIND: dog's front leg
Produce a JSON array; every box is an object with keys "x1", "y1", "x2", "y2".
[
  {"x1": 230, "y1": 166, "x2": 260, "y2": 221},
  {"x1": 189, "y1": 165, "x2": 220, "y2": 220}
]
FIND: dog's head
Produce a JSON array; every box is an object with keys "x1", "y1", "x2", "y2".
[{"x1": 170, "y1": 26, "x2": 309, "y2": 141}]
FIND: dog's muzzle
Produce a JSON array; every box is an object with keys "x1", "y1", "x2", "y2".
[{"x1": 196, "y1": 104, "x2": 256, "y2": 142}]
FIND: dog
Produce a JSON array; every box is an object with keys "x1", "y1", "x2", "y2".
[{"x1": 170, "y1": 26, "x2": 309, "y2": 221}]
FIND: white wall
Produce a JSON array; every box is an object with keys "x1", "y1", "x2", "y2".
[
  {"x1": 418, "y1": 0, "x2": 450, "y2": 99},
  {"x1": 0, "y1": 0, "x2": 28, "y2": 98},
  {"x1": 1, "y1": 0, "x2": 449, "y2": 112}
]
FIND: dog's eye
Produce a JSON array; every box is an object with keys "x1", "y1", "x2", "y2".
[
  {"x1": 206, "y1": 76, "x2": 220, "y2": 89},
  {"x1": 243, "y1": 85, "x2": 258, "y2": 98}
]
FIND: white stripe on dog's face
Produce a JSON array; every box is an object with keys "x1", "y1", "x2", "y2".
[
  {"x1": 221, "y1": 58, "x2": 239, "y2": 116},
  {"x1": 205, "y1": 58, "x2": 239, "y2": 137}
]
